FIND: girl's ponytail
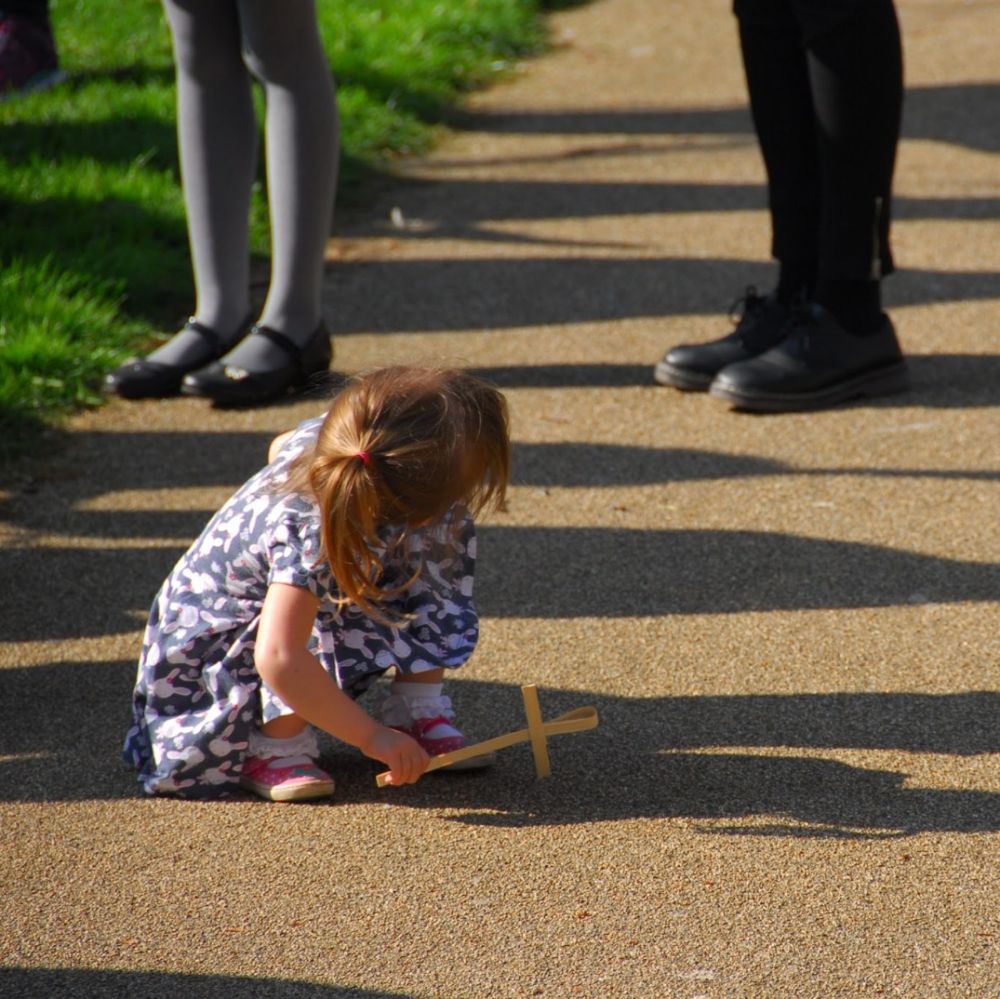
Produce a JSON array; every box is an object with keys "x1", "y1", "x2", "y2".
[
  {"x1": 304, "y1": 440, "x2": 386, "y2": 620},
  {"x1": 285, "y1": 366, "x2": 510, "y2": 620}
]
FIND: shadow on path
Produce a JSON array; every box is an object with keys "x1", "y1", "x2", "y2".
[
  {"x1": 316, "y1": 682, "x2": 1000, "y2": 839},
  {"x1": 0, "y1": 968, "x2": 408, "y2": 999},
  {"x1": 468, "y1": 354, "x2": 1000, "y2": 409},
  {"x1": 350, "y1": 177, "x2": 1000, "y2": 232},
  {"x1": 2, "y1": 421, "x2": 997, "y2": 641},
  {"x1": 474, "y1": 525, "x2": 999, "y2": 617},
  {"x1": 329, "y1": 257, "x2": 1000, "y2": 333},
  {"x1": 3, "y1": 523, "x2": 995, "y2": 642},
  {"x1": 447, "y1": 83, "x2": 1000, "y2": 153},
  {"x1": 1, "y1": 668, "x2": 997, "y2": 840},
  {"x1": 510, "y1": 441, "x2": 1000, "y2": 485}
]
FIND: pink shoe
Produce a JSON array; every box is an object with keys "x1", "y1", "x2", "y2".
[
  {"x1": 376, "y1": 682, "x2": 494, "y2": 770},
  {"x1": 390, "y1": 716, "x2": 495, "y2": 770},
  {"x1": 392, "y1": 715, "x2": 467, "y2": 756},
  {"x1": 239, "y1": 754, "x2": 335, "y2": 802}
]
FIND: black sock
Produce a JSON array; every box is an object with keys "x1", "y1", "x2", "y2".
[
  {"x1": 776, "y1": 259, "x2": 817, "y2": 306},
  {"x1": 815, "y1": 278, "x2": 883, "y2": 335}
]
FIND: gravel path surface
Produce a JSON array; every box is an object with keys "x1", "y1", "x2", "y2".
[{"x1": 2, "y1": 2, "x2": 998, "y2": 996}]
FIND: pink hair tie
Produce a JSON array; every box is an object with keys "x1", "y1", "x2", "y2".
[{"x1": 356, "y1": 450, "x2": 371, "y2": 467}]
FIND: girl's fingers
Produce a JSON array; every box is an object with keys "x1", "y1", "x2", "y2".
[
  {"x1": 401, "y1": 748, "x2": 428, "y2": 784},
  {"x1": 380, "y1": 737, "x2": 429, "y2": 785}
]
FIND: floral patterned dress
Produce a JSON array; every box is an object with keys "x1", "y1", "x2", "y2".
[{"x1": 123, "y1": 415, "x2": 479, "y2": 797}]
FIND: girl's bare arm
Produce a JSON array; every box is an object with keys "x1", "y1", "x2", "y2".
[{"x1": 255, "y1": 582, "x2": 429, "y2": 784}]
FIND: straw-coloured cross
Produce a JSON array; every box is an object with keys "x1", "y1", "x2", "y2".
[{"x1": 376, "y1": 684, "x2": 598, "y2": 787}]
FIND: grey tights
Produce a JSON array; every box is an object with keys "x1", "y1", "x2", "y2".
[{"x1": 152, "y1": 0, "x2": 338, "y2": 372}]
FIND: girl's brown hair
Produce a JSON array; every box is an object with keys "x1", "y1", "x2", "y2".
[{"x1": 285, "y1": 366, "x2": 510, "y2": 620}]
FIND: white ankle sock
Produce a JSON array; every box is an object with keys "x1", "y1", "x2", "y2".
[
  {"x1": 247, "y1": 726, "x2": 319, "y2": 760},
  {"x1": 384, "y1": 681, "x2": 462, "y2": 740}
]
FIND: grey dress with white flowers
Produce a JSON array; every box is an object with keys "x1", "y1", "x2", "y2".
[{"x1": 123, "y1": 415, "x2": 479, "y2": 797}]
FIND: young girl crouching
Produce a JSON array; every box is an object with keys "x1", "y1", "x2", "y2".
[{"x1": 123, "y1": 366, "x2": 510, "y2": 801}]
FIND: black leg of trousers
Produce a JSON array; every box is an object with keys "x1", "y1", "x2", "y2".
[
  {"x1": 737, "y1": 1, "x2": 820, "y2": 298},
  {"x1": 736, "y1": 0, "x2": 903, "y2": 331},
  {"x1": 807, "y1": 0, "x2": 903, "y2": 283},
  {"x1": 1, "y1": 0, "x2": 50, "y2": 17}
]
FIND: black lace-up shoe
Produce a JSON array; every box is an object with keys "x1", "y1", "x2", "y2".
[
  {"x1": 653, "y1": 288, "x2": 793, "y2": 390},
  {"x1": 709, "y1": 303, "x2": 908, "y2": 412}
]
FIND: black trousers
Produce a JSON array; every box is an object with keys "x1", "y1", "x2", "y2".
[
  {"x1": 733, "y1": 0, "x2": 903, "y2": 281},
  {"x1": 1, "y1": 1, "x2": 50, "y2": 18}
]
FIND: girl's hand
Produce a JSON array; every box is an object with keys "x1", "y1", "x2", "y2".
[{"x1": 361, "y1": 726, "x2": 430, "y2": 786}]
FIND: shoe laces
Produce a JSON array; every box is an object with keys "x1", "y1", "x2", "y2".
[{"x1": 727, "y1": 285, "x2": 764, "y2": 327}]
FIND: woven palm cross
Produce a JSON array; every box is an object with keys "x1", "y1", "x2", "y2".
[{"x1": 376, "y1": 684, "x2": 599, "y2": 787}]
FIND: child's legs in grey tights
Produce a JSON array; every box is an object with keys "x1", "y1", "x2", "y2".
[
  {"x1": 240, "y1": 0, "x2": 338, "y2": 345},
  {"x1": 157, "y1": 0, "x2": 338, "y2": 373}
]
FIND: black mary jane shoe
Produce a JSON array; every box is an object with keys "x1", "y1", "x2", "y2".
[
  {"x1": 103, "y1": 317, "x2": 250, "y2": 400},
  {"x1": 180, "y1": 323, "x2": 332, "y2": 407}
]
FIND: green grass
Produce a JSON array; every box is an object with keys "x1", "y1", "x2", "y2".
[{"x1": 0, "y1": 0, "x2": 561, "y2": 462}]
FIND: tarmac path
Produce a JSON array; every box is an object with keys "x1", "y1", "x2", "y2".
[{"x1": 2, "y1": 1, "x2": 999, "y2": 996}]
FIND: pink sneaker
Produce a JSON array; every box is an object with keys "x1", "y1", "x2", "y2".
[
  {"x1": 393, "y1": 715, "x2": 467, "y2": 756},
  {"x1": 376, "y1": 682, "x2": 495, "y2": 770},
  {"x1": 239, "y1": 754, "x2": 335, "y2": 802},
  {"x1": 390, "y1": 716, "x2": 495, "y2": 770}
]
